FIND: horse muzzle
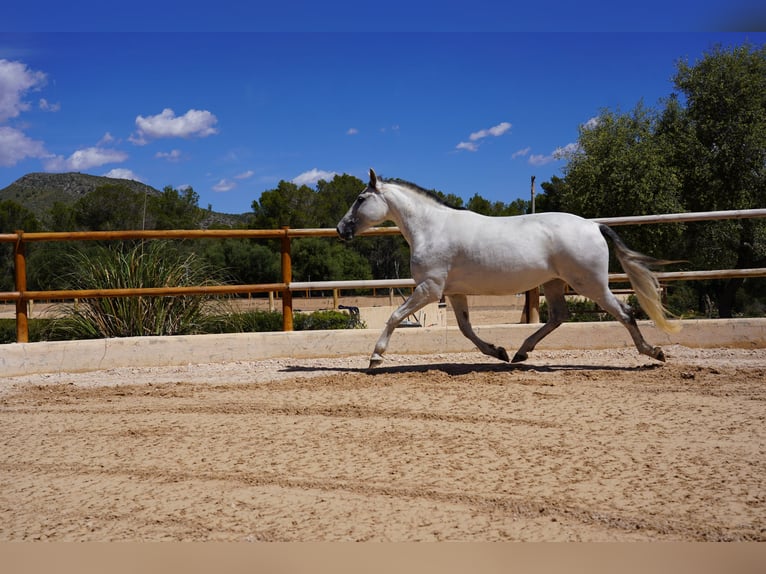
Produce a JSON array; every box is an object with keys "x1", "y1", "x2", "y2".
[
  {"x1": 336, "y1": 224, "x2": 355, "y2": 241},
  {"x1": 335, "y1": 225, "x2": 354, "y2": 241}
]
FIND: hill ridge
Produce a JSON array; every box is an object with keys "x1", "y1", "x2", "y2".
[{"x1": 0, "y1": 172, "x2": 247, "y2": 228}]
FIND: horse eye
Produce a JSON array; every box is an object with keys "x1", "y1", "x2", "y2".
[{"x1": 357, "y1": 195, "x2": 366, "y2": 204}]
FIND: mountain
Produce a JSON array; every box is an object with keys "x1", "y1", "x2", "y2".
[{"x1": 0, "y1": 172, "x2": 248, "y2": 228}]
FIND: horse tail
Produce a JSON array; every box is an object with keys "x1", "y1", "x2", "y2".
[{"x1": 599, "y1": 224, "x2": 681, "y2": 334}]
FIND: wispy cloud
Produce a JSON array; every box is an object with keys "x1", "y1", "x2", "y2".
[
  {"x1": 456, "y1": 141, "x2": 478, "y2": 152},
  {"x1": 512, "y1": 147, "x2": 531, "y2": 159},
  {"x1": 98, "y1": 132, "x2": 115, "y2": 145},
  {"x1": 235, "y1": 169, "x2": 254, "y2": 179},
  {"x1": 554, "y1": 142, "x2": 580, "y2": 158},
  {"x1": 213, "y1": 178, "x2": 236, "y2": 192},
  {"x1": 44, "y1": 146, "x2": 128, "y2": 171},
  {"x1": 130, "y1": 108, "x2": 219, "y2": 145},
  {"x1": 155, "y1": 149, "x2": 183, "y2": 162},
  {"x1": 292, "y1": 168, "x2": 337, "y2": 186},
  {"x1": 456, "y1": 121, "x2": 511, "y2": 152},
  {"x1": 38, "y1": 98, "x2": 60, "y2": 112},
  {"x1": 526, "y1": 142, "x2": 580, "y2": 166},
  {"x1": 346, "y1": 128, "x2": 358, "y2": 135},
  {"x1": 528, "y1": 153, "x2": 556, "y2": 167},
  {"x1": 469, "y1": 122, "x2": 511, "y2": 141}
]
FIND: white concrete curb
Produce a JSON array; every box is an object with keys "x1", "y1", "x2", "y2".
[{"x1": 1, "y1": 318, "x2": 765, "y2": 377}]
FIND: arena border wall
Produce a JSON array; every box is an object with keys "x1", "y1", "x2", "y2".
[{"x1": 1, "y1": 318, "x2": 765, "y2": 377}]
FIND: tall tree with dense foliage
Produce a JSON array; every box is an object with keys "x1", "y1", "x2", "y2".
[
  {"x1": 539, "y1": 43, "x2": 766, "y2": 317},
  {"x1": 662, "y1": 43, "x2": 766, "y2": 316},
  {"x1": 550, "y1": 103, "x2": 685, "y2": 257}
]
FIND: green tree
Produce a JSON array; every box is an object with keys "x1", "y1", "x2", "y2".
[
  {"x1": 73, "y1": 184, "x2": 146, "y2": 231},
  {"x1": 536, "y1": 175, "x2": 568, "y2": 213},
  {"x1": 557, "y1": 103, "x2": 685, "y2": 258},
  {"x1": 314, "y1": 174, "x2": 366, "y2": 227},
  {"x1": 148, "y1": 186, "x2": 204, "y2": 229},
  {"x1": 251, "y1": 180, "x2": 317, "y2": 229},
  {"x1": 291, "y1": 237, "x2": 372, "y2": 283},
  {"x1": 201, "y1": 238, "x2": 280, "y2": 284},
  {"x1": 665, "y1": 43, "x2": 766, "y2": 316}
]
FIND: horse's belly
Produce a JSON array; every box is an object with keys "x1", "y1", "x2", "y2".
[{"x1": 442, "y1": 266, "x2": 553, "y2": 296}]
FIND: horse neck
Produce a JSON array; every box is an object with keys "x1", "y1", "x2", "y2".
[{"x1": 381, "y1": 184, "x2": 443, "y2": 247}]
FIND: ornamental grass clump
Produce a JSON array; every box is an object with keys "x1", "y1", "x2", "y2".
[{"x1": 50, "y1": 241, "x2": 232, "y2": 339}]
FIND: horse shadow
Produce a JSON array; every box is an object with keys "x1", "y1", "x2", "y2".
[{"x1": 281, "y1": 360, "x2": 663, "y2": 377}]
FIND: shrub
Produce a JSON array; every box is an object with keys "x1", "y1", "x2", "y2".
[
  {"x1": 47, "y1": 241, "x2": 233, "y2": 339},
  {"x1": 295, "y1": 309, "x2": 366, "y2": 330}
]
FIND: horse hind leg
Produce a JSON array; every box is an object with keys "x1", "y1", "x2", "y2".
[
  {"x1": 448, "y1": 294, "x2": 510, "y2": 362},
  {"x1": 512, "y1": 279, "x2": 569, "y2": 362},
  {"x1": 574, "y1": 280, "x2": 666, "y2": 362}
]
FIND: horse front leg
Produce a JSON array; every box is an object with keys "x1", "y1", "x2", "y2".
[
  {"x1": 369, "y1": 280, "x2": 441, "y2": 369},
  {"x1": 448, "y1": 294, "x2": 510, "y2": 362}
]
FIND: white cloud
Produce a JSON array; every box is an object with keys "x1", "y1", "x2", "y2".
[
  {"x1": 553, "y1": 142, "x2": 580, "y2": 159},
  {"x1": 213, "y1": 178, "x2": 236, "y2": 192},
  {"x1": 512, "y1": 147, "x2": 531, "y2": 159},
  {"x1": 0, "y1": 126, "x2": 47, "y2": 167},
  {"x1": 456, "y1": 141, "x2": 478, "y2": 152},
  {"x1": 103, "y1": 168, "x2": 143, "y2": 181},
  {"x1": 525, "y1": 142, "x2": 580, "y2": 167},
  {"x1": 155, "y1": 149, "x2": 183, "y2": 162},
  {"x1": 44, "y1": 146, "x2": 128, "y2": 171},
  {"x1": 346, "y1": 128, "x2": 359, "y2": 135},
  {"x1": 528, "y1": 153, "x2": 556, "y2": 166},
  {"x1": 131, "y1": 108, "x2": 219, "y2": 145},
  {"x1": 98, "y1": 132, "x2": 115, "y2": 145},
  {"x1": 469, "y1": 121, "x2": 511, "y2": 141},
  {"x1": 292, "y1": 168, "x2": 337, "y2": 186},
  {"x1": 0, "y1": 59, "x2": 47, "y2": 122},
  {"x1": 235, "y1": 169, "x2": 254, "y2": 179},
  {"x1": 38, "y1": 98, "x2": 60, "y2": 112},
  {"x1": 456, "y1": 121, "x2": 511, "y2": 152}
]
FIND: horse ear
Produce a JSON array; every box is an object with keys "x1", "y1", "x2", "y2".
[{"x1": 369, "y1": 168, "x2": 378, "y2": 190}]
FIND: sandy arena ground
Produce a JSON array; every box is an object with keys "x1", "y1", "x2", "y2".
[{"x1": 1, "y1": 345, "x2": 764, "y2": 541}]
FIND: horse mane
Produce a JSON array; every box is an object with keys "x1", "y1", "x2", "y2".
[{"x1": 381, "y1": 177, "x2": 464, "y2": 210}]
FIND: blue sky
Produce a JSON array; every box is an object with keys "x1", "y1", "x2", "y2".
[{"x1": 1, "y1": 6, "x2": 764, "y2": 215}]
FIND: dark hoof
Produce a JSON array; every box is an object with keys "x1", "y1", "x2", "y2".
[
  {"x1": 653, "y1": 347, "x2": 666, "y2": 362},
  {"x1": 497, "y1": 346, "x2": 510, "y2": 362},
  {"x1": 511, "y1": 351, "x2": 528, "y2": 363}
]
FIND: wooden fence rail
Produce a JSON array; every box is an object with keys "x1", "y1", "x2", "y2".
[{"x1": 1, "y1": 209, "x2": 765, "y2": 343}]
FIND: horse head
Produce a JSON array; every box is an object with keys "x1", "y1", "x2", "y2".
[{"x1": 336, "y1": 168, "x2": 389, "y2": 241}]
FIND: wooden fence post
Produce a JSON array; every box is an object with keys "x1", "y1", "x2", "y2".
[
  {"x1": 14, "y1": 231, "x2": 29, "y2": 343},
  {"x1": 280, "y1": 227, "x2": 293, "y2": 331}
]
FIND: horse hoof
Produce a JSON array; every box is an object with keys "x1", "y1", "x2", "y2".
[
  {"x1": 368, "y1": 355, "x2": 384, "y2": 369},
  {"x1": 653, "y1": 347, "x2": 666, "y2": 362},
  {"x1": 497, "y1": 347, "x2": 510, "y2": 362},
  {"x1": 511, "y1": 351, "x2": 528, "y2": 363}
]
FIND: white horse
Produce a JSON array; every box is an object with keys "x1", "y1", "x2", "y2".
[{"x1": 337, "y1": 169, "x2": 680, "y2": 369}]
